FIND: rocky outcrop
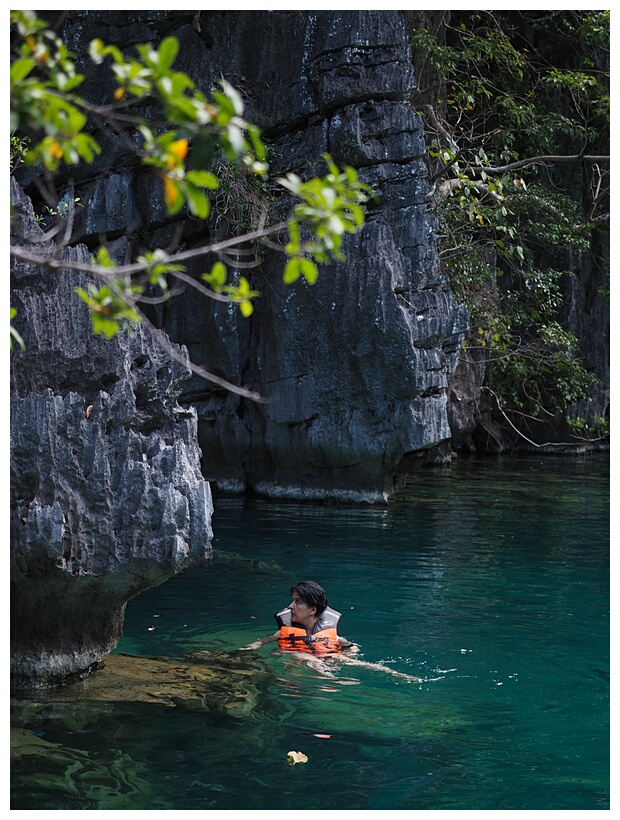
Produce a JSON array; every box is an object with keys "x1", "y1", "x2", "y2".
[
  {"x1": 32, "y1": 11, "x2": 467, "y2": 502},
  {"x1": 10, "y1": 178, "x2": 213, "y2": 688}
]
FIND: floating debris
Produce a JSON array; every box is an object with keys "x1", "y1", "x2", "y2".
[{"x1": 287, "y1": 751, "x2": 308, "y2": 765}]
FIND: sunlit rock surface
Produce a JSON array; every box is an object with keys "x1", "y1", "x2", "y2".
[{"x1": 10, "y1": 179, "x2": 213, "y2": 688}]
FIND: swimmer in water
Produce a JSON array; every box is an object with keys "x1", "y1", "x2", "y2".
[{"x1": 239, "y1": 580, "x2": 421, "y2": 682}]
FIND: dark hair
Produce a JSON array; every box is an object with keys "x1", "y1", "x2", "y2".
[{"x1": 291, "y1": 581, "x2": 328, "y2": 616}]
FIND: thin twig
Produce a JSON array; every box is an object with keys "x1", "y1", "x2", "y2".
[
  {"x1": 10, "y1": 219, "x2": 289, "y2": 279},
  {"x1": 482, "y1": 386, "x2": 580, "y2": 448},
  {"x1": 139, "y1": 311, "x2": 271, "y2": 403},
  {"x1": 469, "y1": 154, "x2": 609, "y2": 177}
]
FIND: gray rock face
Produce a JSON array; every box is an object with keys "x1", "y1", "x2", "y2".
[
  {"x1": 10, "y1": 179, "x2": 213, "y2": 688},
  {"x1": 154, "y1": 11, "x2": 467, "y2": 501},
  {"x1": 20, "y1": 11, "x2": 469, "y2": 502}
]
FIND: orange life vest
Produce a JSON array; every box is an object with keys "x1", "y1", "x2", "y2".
[{"x1": 275, "y1": 606, "x2": 343, "y2": 656}]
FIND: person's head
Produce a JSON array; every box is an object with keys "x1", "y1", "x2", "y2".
[{"x1": 290, "y1": 581, "x2": 328, "y2": 618}]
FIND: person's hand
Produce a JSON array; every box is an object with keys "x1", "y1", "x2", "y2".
[{"x1": 239, "y1": 640, "x2": 262, "y2": 650}]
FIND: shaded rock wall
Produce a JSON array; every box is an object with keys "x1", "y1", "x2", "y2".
[
  {"x1": 36, "y1": 10, "x2": 468, "y2": 502},
  {"x1": 10, "y1": 179, "x2": 213, "y2": 688}
]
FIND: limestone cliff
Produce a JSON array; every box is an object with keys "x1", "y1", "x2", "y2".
[
  {"x1": 31, "y1": 10, "x2": 468, "y2": 502},
  {"x1": 10, "y1": 178, "x2": 213, "y2": 688}
]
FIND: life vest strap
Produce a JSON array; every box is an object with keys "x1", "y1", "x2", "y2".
[{"x1": 285, "y1": 633, "x2": 330, "y2": 651}]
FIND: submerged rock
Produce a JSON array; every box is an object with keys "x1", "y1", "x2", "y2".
[
  {"x1": 10, "y1": 726, "x2": 153, "y2": 810},
  {"x1": 10, "y1": 649, "x2": 269, "y2": 808},
  {"x1": 43, "y1": 651, "x2": 268, "y2": 715},
  {"x1": 212, "y1": 550, "x2": 292, "y2": 576}
]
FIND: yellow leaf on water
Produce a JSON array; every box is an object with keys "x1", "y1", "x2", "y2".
[{"x1": 287, "y1": 751, "x2": 308, "y2": 765}]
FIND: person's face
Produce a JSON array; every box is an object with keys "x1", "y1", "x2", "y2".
[{"x1": 289, "y1": 591, "x2": 317, "y2": 627}]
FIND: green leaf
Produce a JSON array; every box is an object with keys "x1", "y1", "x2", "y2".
[
  {"x1": 190, "y1": 132, "x2": 215, "y2": 169},
  {"x1": 278, "y1": 173, "x2": 301, "y2": 196},
  {"x1": 218, "y1": 78, "x2": 244, "y2": 116},
  {"x1": 300, "y1": 258, "x2": 318, "y2": 285},
  {"x1": 88, "y1": 38, "x2": 106, "y2": 64},
  {"x1": 74, "y1": 132, "x2": 101, "y2": 163},
  {"x1": 90, "y1": 39, "x2": 124, "y2": 65},
  {"x1": 225, "y1": 123, "x2": 247, "y2": 156},
  {"x1": 93, "y1": 246, "x2": 116, "y2": 268},
  {"x1": 212, "y1": 89, "x2": 235, "y2": 120},
  {"x1": 10, "y1": 56, "x2": 35, "y2": 85},
  {"x1": 239, "y1": 300, "x2": 254, "y2": 317},
  {"x1": 186, "y1": 170, "x2": 219, "y2": 189},
  {"x1": 184, "y1": 183, "x2": 210, "y2": 219},
  {"x1": 247, "y1": 124, "x2": 266, "y2": 162},
  {"x1": 92, "y1": 314, "x2": 121, "y2": 338},
  {"x1": 201, "y1": 261, "x2": 227, "y2": 291},
  {"x1": 283, "y1": 258, "x2": 301, "y2": 284},
  {"x1": 10, "y1": 307, "x2": 25, "y2": 351},
  {"x1": 157, "y1": 37, "x2": 179, "y2": 71}
]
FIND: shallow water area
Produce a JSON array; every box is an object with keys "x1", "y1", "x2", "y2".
[{"x1": 10, "y1": 455, "x2": 609, "y2": 810}]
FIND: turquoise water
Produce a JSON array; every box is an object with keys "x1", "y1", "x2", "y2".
[{"x1": 11, "y1": 455, "x2": 609, "y2": 810}]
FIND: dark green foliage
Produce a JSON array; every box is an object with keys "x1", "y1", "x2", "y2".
[{"x1": 410, "y1": 10, "x2": 609, "y2": 426}]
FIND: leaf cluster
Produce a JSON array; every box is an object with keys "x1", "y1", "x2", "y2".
[
  {"x1": 11, "y1": 11, "x2": 100, "y2": 170},
  {"x1": 280, "y1": 156, "x2": 372, "y2": 285}
]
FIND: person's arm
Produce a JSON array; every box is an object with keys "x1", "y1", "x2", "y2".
[
  {"x1": 239, "y1": 631, "x2": 280, "y2": 650},
  {"x1": 338, "y1": 635, "x2": 360, "y2": 653}
]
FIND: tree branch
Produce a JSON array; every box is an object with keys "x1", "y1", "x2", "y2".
[
  {"x1": 436, "y1": 176, "x2": 504, "y2": 204},
  {"x1": 470, "y1": 154, "x2": 610, "y2": 177},
  {"x1": 139, "y1": 311, "x2": 271, "y2": 403},
  {"x1": 10, "y1": 219, "x2": 289, "y2": 281},
  {"x1": 415, "y1": 103, "x2": 459, "y2": 153},
  {"x1": 483, "y1": 386, "x2": 581, "y2": 448}
]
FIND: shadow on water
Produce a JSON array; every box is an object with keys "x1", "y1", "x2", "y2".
[{"x1": 11, "y1": 455, "x2": 609, "y2": 810}]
